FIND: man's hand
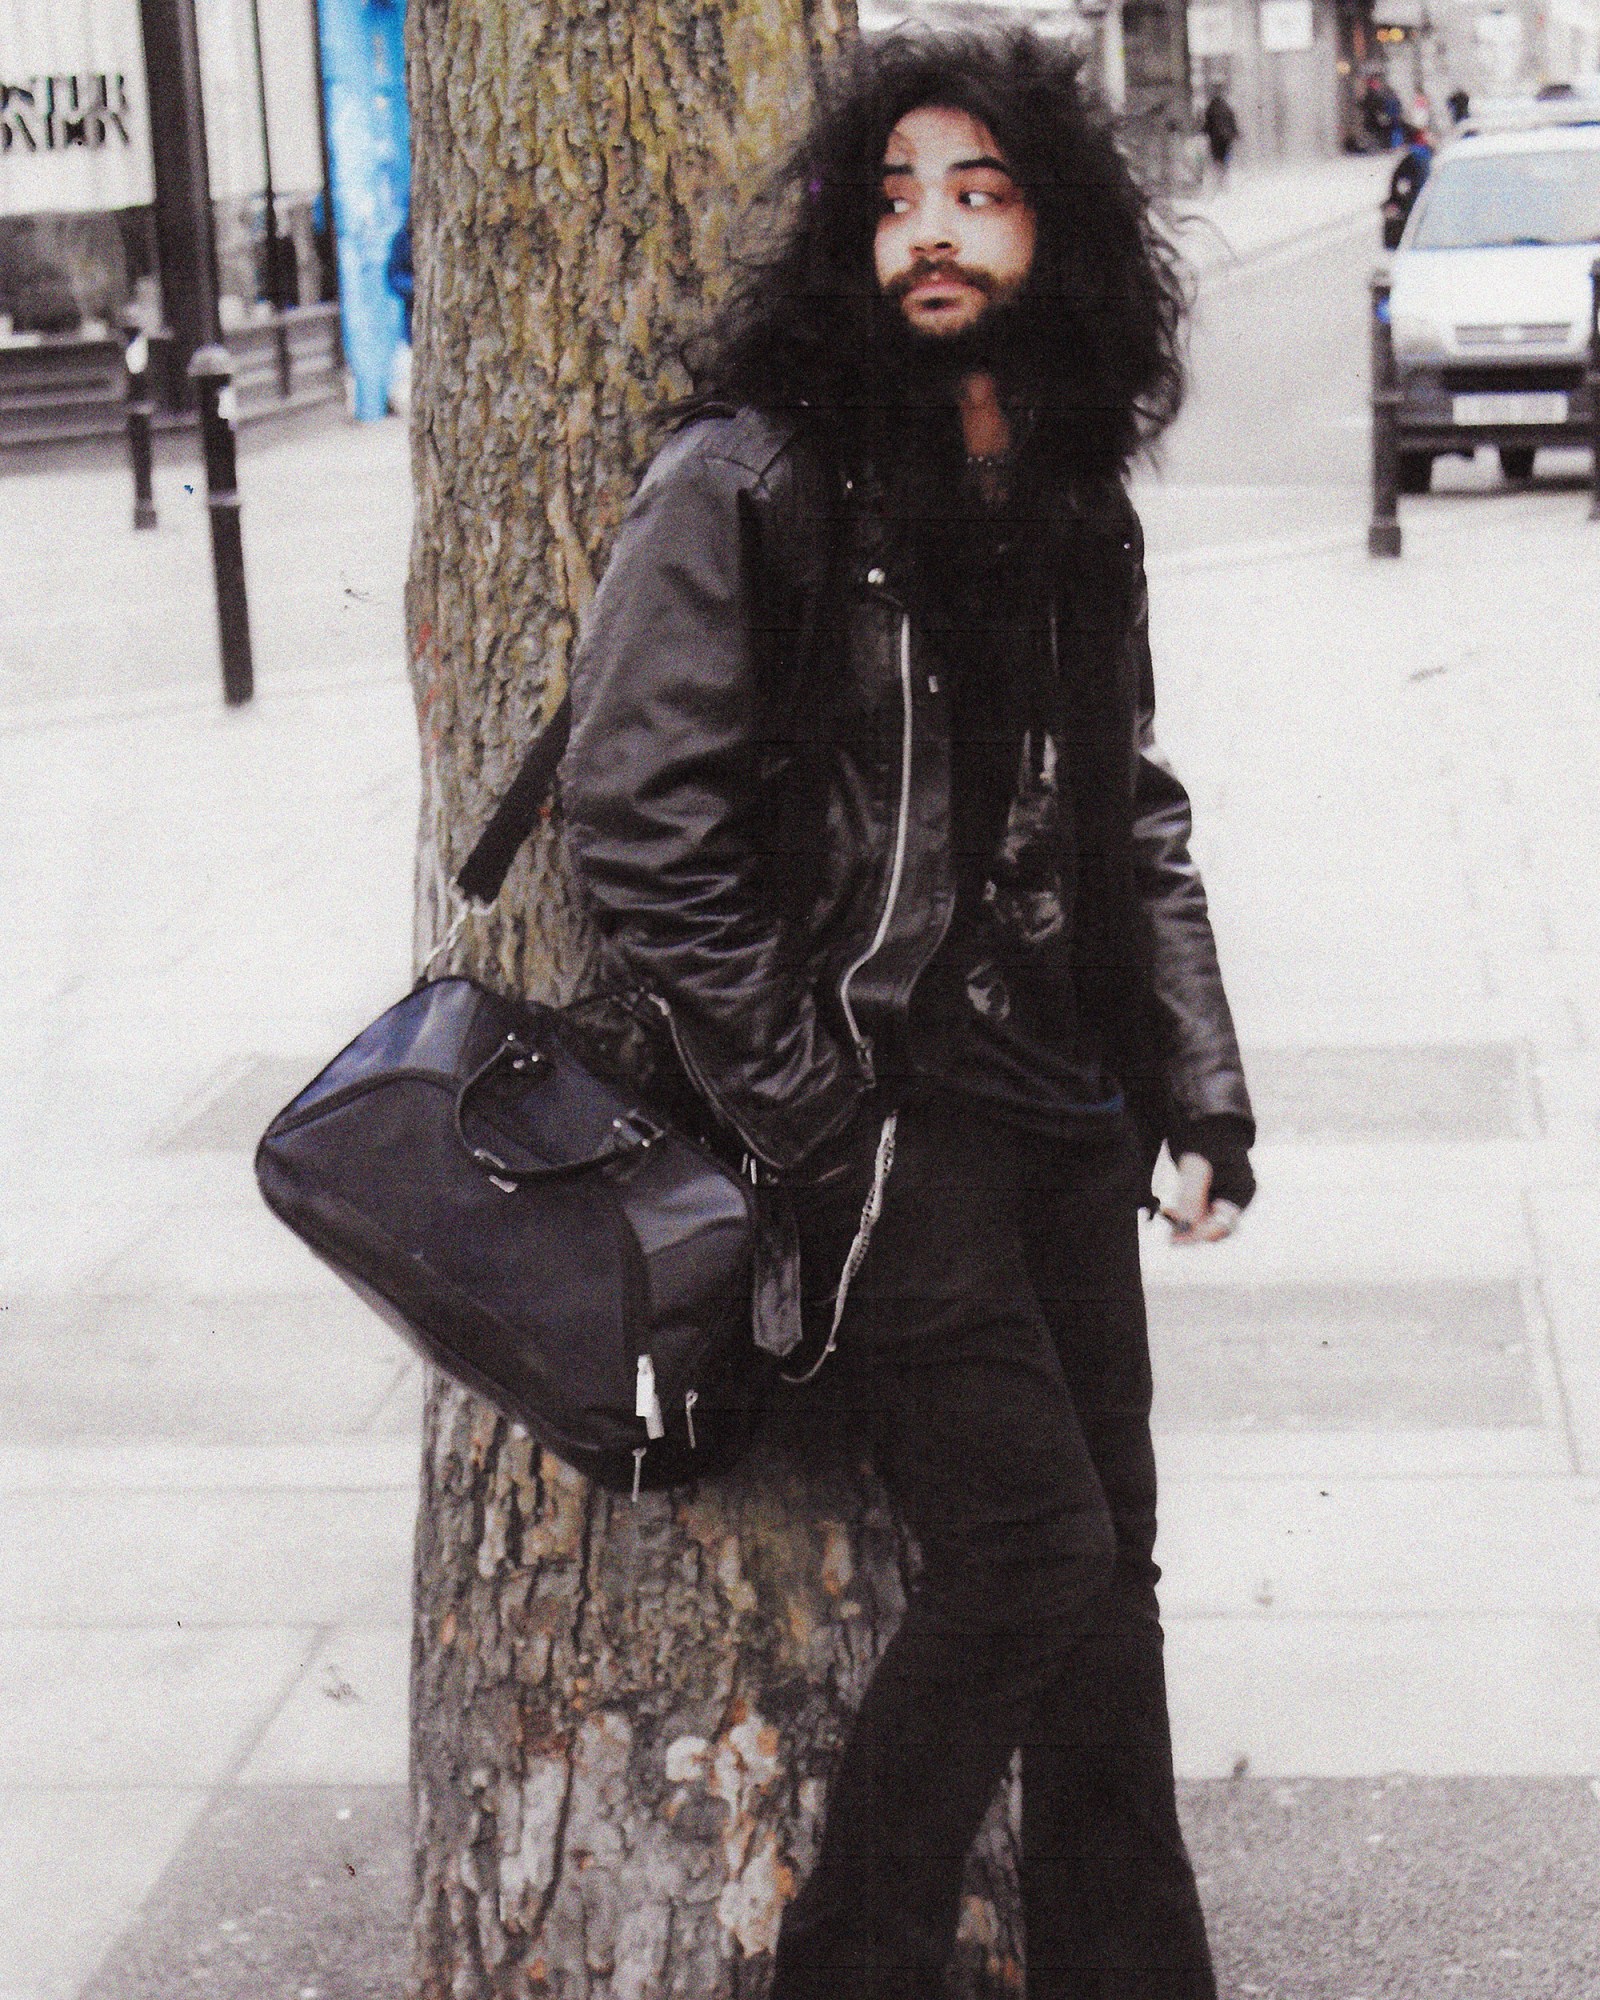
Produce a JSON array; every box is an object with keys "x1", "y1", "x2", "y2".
[{"x1": 1162, "y1": 1151, "x2": 1242, "y2": 1245}]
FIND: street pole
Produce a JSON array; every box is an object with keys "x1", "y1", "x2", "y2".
[
  {"x1": 307, "y1": 0, "x2": 344, "y2": 355},
  {"x1": 247, "y1": 0, "x2": 292, "y2": 400},
  {"x1": 136, "y1": 0, "x2": 222, "y2": 377},
  {"x1": 1588, "y1": 258, "x2": 1600, "y2": 523},
  {"x1": 1368, "y1": 269, "x2": 1403, "y2": 559},
  {"x1": 188, "y1": 347, "x2": 254, "y2": 706},
  {"x1": 124, "y1": 321, "x2": 158, "y2": 532},
  {"x1": 248, "y1": 0, "x2": 284, "y2": 304}
]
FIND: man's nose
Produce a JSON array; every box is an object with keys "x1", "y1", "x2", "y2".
[{"x1": 908, "y1": 198, "x2": 957, "y2": 258}]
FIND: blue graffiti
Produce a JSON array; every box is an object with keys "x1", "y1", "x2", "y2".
[{"x1": 316, "y1": 0, "x2": 410, "y2": 420}]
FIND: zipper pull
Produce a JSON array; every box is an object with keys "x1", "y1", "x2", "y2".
[
  {"x1": 635, "y1": 1354, "x2": 665, "y2": 1439},
  {"x1": 631, "y1": 1446, "x2": 646, "y2": 1502},
  {"x1": 684, "y1": 1389, "x2": 698, "y2": 1450}
]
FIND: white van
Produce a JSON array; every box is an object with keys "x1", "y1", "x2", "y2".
[{"x1": 1388, "y1": 120, "x2": 1600, "y2": 491}]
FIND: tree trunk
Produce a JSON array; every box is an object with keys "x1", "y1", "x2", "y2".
[{"x1": 403, "y1": 5, "x2": 1023, "y2": 1993}]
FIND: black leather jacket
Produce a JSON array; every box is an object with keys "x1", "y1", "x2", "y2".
[{"x1": 563, "y1": 407, "x2": 1252, "y2": 1180}]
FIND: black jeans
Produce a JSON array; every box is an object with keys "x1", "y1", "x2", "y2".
[{"x1": 770, "y1": 1097, "x2": 1216, "y2": 2000}]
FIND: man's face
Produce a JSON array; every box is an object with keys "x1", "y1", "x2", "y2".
[{"x1": 874, "y1": 105, "x2": 1037, "y2": 341}]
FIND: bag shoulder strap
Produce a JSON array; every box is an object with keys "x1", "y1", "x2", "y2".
[{"x1": 453, "y1": 691, "x2": 572, "y2": 906}]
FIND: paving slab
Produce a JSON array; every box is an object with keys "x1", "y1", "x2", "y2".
[
  {"x1": 236, "y1": 1629, "x2": 410, "y2": 1789},
  {"x1": 1531, "y1": 1271, "x2": 1600, "y2": 1478},
  {"x1": 1165, "y1": 1613, "x2": 1600, "y2": 1777},
  {"x1": 0, "y1": 1786, "x2": 208, "y2": 2000},
  {"x1": 1172, "y1": 153, "x2": 1394, "y2": 277},
  {"x1": 0, "y1": 1489, "x2": 413, "y2": 1628},
  {"x1": 0, "y1": 1628, "x2": 317, "y2": 1788},
  {"x1": 1240, "y1": 1041, "x2": 1539, "y2": 1144},
  {"x1": 1156, "y1": 1475, "x2": 1600, "y2": 1618},
  {"x1": 86, "y1": 1205, "x2": 365, "y2": 1299},
  {"x1": 1146, "y1": 1278, "x2": 1542, "y2": 1433},
  {"x1": 0, "y1": 1442, "x2": 419, "y2": 1494},
  {"x1": 1152, "y1": 1427, "x2": 1567, "y2": 1481},
  {"x1": 0, "y1": 1293, "x2": 415, "y2": 1448},
  {"x1": 0, "y1": 419, "x2": 411, "y2": 714}
]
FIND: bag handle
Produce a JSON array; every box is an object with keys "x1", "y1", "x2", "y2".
[{"x1": 454, "y1": 1028, "x2": 664, "y2": 1184}]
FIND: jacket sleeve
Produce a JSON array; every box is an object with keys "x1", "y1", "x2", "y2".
[
  {"x1": 1126, "y1": 538, "x2": 1256, "y2": 1148},
  {"x1": 560, "y1": 424, "x2": 864, "y2": 1175}
]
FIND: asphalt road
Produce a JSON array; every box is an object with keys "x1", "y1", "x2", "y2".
[
  {"x1": 1166, "y1": 218, "x2": 1376, "y2": 493},
  {"x1": 1133, "y1": 212, "x2": 1379, "y2": 561},
  {"x1": 1140, "y1": 209, "x2": 1594, "y2": 557}
]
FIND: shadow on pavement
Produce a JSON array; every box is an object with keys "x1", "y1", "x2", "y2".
[{"x1": 79, "y1": 1777, "x2": 1600, "y2": 1999}]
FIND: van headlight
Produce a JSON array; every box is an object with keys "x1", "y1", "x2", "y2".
[{"x1": 1391, "y1": 311, "x2": 1447, "y2": 360}]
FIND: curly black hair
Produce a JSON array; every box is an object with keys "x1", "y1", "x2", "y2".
[{"x1": 690, "y1": 25, "x2": 1189, "y2": 487}]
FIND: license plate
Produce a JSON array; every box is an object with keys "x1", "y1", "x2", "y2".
[{"x1": 1452, "y1": 392, "x2": 1568, "y2": 426}]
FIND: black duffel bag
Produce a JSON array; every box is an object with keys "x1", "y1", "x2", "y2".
[{"x1": 255, "y1": 696, "x2": 762, "y2": 1497}]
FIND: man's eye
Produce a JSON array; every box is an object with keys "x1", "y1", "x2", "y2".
[
  {"x1": 880, "y1": 195, "x2": 911, "y2": 216},
  {"x1": 961, "y1": 189, "x2": 998, "y2": 208}
]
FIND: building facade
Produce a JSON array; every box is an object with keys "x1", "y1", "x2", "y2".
[
  {"x1": 862, "y1": 0, "x2": 1353, "y2": 167},
  {"x1": 0, "y1": 0, "x2": 409, "y2": 436}
]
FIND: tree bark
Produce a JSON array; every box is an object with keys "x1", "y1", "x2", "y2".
[{"x1": 404, "y1": 5, "x2": 1023, "y2": 1993}]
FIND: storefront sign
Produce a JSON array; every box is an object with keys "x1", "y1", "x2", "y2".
[
  {"x1": 1259, "y1": 0, "x2": 1315, "y2": 48},
  {"x1": 0, "y1": 0, "x2": 152, "y2": 214},
  {"x1": 1187, "y1": 2, "x2": 1237, "y2": 55}
]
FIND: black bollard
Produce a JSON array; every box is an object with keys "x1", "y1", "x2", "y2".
[
  {"x1": 187, "y1": 345, "x2": 254, "y2": 706},
  {"x1": 1588, "y1": 259, "x2": 1600, "y2": 523},
  {"x1": 1368, "y1": 270, "x2": 1403, "y2": 558},
  {"x1": 124, "y1": 321, "x2": 157, "y2": 532}
]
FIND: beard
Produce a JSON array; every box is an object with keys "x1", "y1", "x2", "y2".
[
  {"x1": 870, "y1": 269, "x2": 1041, "y2": 405},
  {"x1": 850, "y1": 271, "x2": 1062, "y2": 618}
]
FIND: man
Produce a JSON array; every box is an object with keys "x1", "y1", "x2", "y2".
[
  {"x1": 562, "y1": 29, "x2": 1253, "y2": 1998},
  {"x1": 1382, "y1": 122, "x2": 1433, "y2": 247},
  {"x1": 1202, "y1": 86, "x2": 1239, "y2": 186}
]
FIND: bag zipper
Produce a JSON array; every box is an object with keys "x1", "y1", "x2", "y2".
[
  {"x1": 634, "y1": 1352, "x2": 666, "y2": 1439},
  {"x1": 837, "y1": 610, "x2": 914, "y2": 1087}
]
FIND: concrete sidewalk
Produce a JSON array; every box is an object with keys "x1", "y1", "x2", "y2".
[
  {"x1": 1169, "y1": 150, "x2": 1394, "y2": 277},
  {"x1": 0, "y1": 415, "x2": 422, "y2": 2000},
  {"x1": 5, "y1": 376, "x2": 1600, "y2": 1993}
]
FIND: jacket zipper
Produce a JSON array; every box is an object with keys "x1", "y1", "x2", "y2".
[
  {"x1": 837, "y1": 610, "x2": 914, "y2": 1086},
  {"x1": 646, "y1": 991, "x2": 785, "y2": 1174}
]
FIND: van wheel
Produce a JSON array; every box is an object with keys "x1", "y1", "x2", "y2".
[
  {"x1": 1498, "y1": 446, "x2": 1535, "y2": 483},
  {"x1": 1398, "y1": 452, "x2": 1433, "y2": 495}
]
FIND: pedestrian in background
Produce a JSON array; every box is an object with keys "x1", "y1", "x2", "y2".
[
  {"x1": 1382, "y1": 122, "x2": 1433, "y2": 246},
  {"x1": 1361, "y1": 72, "x2": 1390, "y2": 150},
  {"x1": 1203, "y1": 87, "x2": 1240, "y2": 186},
  {"x1": 385, "y1": 216, "x2": 414, "y2": 416},
  {"x1": 562, "y1": 27, "x2": 1255, "y2": 1997}
]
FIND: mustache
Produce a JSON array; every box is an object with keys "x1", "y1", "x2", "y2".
[{"x1": 882, "y1": 258, "x2": 1001, "y2": 303}]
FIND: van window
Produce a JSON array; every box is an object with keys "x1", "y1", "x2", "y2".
[{"x1": 1410, "y1": 148, "x2": 1600, "y2": 248}]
